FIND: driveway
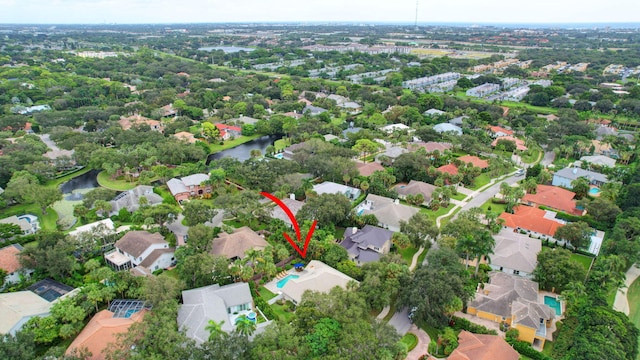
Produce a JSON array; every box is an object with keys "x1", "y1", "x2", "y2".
[
  {"x1": 541, "y1": 151, "x2": 556, "y2": 167},
  {"x1": 451, "y1": 174, "x2": 520, "y2": 221},
  {"x1": 405, "y1": 324, "x2": 431, "y2": 360},
  {"x1": 387, "y1": 307, "x2": 411, "y2": 335}
]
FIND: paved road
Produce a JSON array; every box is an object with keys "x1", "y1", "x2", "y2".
[
  {"x1": 451, "y1": 174, "x2": 521, "y2": 221},
  {"x1": 406, "y1": 324, "x2": 431, "y2": 360},
  {"x1": 387, "y1": 307, "x2": 411, "y2": 335},
  {"x1": 541, "y1": 151, "x2": 555, "y2": 167}
]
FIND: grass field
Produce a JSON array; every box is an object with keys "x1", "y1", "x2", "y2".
[
  {"x1": 469, "y1": 173, "x2": 491, "y2": 190},
  {"x1": 451, "y1": 192, "x2": 467, "y2": 201},
  {"x1": 479, "y1": 199, "x2": 507, "y2": 215},
  {"x1": 274, "y1": 138, "x2": 291, "y2": 151},
  {"x1": 398, "y1": 246, "x2": 419, "y2": 265},
  {"x1": 97, "y1": 171, "x2": 137, "y2": 191},
  {"x1": 400, "y1": 333, "x2": 418, "y2": 351},
  {"x1": 569, "y1": 253, "x2": 594, "y2": 271},
  {"x1": 209, "y1": 134, "x2": 261, "y2": 153},
  {"x1": 626, "y1": 277, "x2": 640, "y2": 360},
  {"x1": 420, "y1": 204, "x2": 453, "y2": 222}
]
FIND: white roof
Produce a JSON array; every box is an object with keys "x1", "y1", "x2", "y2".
[
  {"x1": 579, "y1": 155, "x2": 616, "y2": 168},
  {"x1": 69, "y1": 219, "x2": 115, "y2": 237},
  {"x1": 491, "y1": 229, "x2": 541, "y2": 274},
  {"x1": 313, "y1": 182, "x2": 359, "y2": 197},
  {"x1": 280, "y1": 260, "x2": 357, "y2": 304},
  {"x1": 0, "y1": 291, "x2": 53, "y2": 335},
  {"x1": 181, "y1": 173, "x2": 210, "y2": 187},
  {"x1": 433, "y1": 123, "x2": 462, "y2": 135},
  {"x1": 0, "y1": 216, "x2": 31, "y2": 232},
  {"x1": 381, "y1": 123, "x2": 410, "y2": 133},
  {"x1": 424, "y1": 108, "x2": 445, "y2": 116},
  {"x1": 167, "y1": 178, "x2": 187, "y2": 195}
]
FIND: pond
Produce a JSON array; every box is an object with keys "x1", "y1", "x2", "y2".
[
  {"x1": 198, "y1": 46, "x2": 255, "y2": 53},
  {"x1": 207, "y1": 135, "x2": 282, "y2": 163},
  {"x1": 59, "y1": 169, "x2": 100, "y2": 196}
]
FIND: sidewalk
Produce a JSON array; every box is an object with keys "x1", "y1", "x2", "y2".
[{"x1": 613, "y1": 264, "x2": 640, "y2": 315}]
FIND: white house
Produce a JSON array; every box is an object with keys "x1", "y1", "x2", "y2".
[
  {"x1": 489, "y1": 229, "x2": 542, "y2": 278},
  {"x1": 0, "y1": 214, "x2": 39, "y2": 235},
  {"x1": 313, "y1": 181, "x2": 361, "y2": 200},
  {"x1": 104, "y1": 231, "x2": 175, "y2": 272}
]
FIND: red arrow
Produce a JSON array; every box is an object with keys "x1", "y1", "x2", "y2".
[{"x1": 261, "y1": 192, "x2": 316, "y2": 258}]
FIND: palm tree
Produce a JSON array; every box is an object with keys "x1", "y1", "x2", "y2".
[
  {"x1": 456, "y1": 234, "x2": 475, "y2": 270},
  {"x1": 234, "y1": 315, "x2": 256, "y2": 337},
  {"x1": 474, "y1": 231, "x2": 495, "y2": 276},
  {"x1": 360, "y1": 180, "x2": 370, "y2": 193},
  {"x1": 205, "y1": 319, "x2": 225, "y2": 340}
]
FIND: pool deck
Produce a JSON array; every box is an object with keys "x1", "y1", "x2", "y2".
[{"x1": 263, "y1": 269, "x2": 306, "y2": 295}]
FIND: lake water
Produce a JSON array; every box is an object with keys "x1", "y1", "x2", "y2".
[
  {"x1": 59, "y1": 169, "x2": 100, "y2": 195},
  {"x1": 207, "y1": 135, "x2": 281, "y2": 163},
  {"x1": 198, "y1": 46, "x2": 255, "y2": 53}
]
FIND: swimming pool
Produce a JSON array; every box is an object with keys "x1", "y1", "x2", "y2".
[
  {"x1": 357, "y1": 208, "x2": 364, "y2": 216},
  {"x1": 273, "y1": 153, "x2": 284, "y2": 159},
  {"x1": 589, "y1": 187, "x2": 600, "y2": 195},
  {"x1": 276, "y1": 274, "x2": 299, "y2": 288},
  {"x1": 544, "y1": 296, "x2": 562, "y2": 316}
]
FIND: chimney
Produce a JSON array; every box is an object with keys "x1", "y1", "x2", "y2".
[
  {"x1": 289, "y1": 193, "x2": 295, "y2": 200},
  {"x1": 352, "y1": 227, "x2": 358, "y2": 234}
]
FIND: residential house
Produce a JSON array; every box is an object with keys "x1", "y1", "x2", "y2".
[
  {"x1": 173, "y1": 131, "x2": 198, "y2": 144},
  {"x1": 489, "y1": 229, "x2": 541, "y2": 278},
  {"x1": 355, "y1": 161, "x2": 385, "y2": 177},
  {"x1": 491, "y1": 136, "x2": 528, "y2": 151},
  {"x1": 215, "y1": 123, "x2": 242, "y2": 140},
  {"x1": 324, "y1": 134, "x2": 340, "y2": 142},
  {"x1": 229, "y1": 115, "x2": 260, "y2": 125},
  {"x1": 0, "y1": 291, "x2": 54, "y2": 335},
  {"x1": 269, "y1": 260, "x2": 357, "y2": 304},
  {"x1": 178, "y1": 282, "x2": 262, "y2": 344},
  {"x1": 380, "y1": 123, "x2": 411, "y2": 134},
  {"x1": 433, "y1": 123, "x2": 463, "y2": 135},
  {"x1": 160, "y1": 104, "x2": 177, "y2": 117},
  {"x1": 282, "y1": 142, "x2": 307, "y2": 160},
  {"x1": 0, "y1": 244, "x2": 32, "y2": 285},
  {"x1": 118, "y1": 115, "x2": 163, "y2": 132},
  {"x1": 394, "y1": 180, "x2": 438, "y2": 205},
  {"x1": 0, "y1": 214, "x2": 39, "y2": 235},
  {"x1": 522, "y1": 185, "x2": 582, "y2": 216},
  {"x1": 340, "y1": 225, "x2": 393, "y2": 264},
  {"x1": 423, "y1": 108, "x2": 445, "y2": 117},
  {"x1": 449, "y1": 116, "x2": 468, "y2": 127},
  {"x1": 498, "y1": 206, "x2": 564, "y2": 242},
  {"x1": 458, "y1": 155, "x2": 489, "y2": 170},
  {"x1": 303, "y1": 105, "x2": 328, "y2": 116},
  {"x1": 270, "y1": 196, "x2": 304, "y2": 228},
  {"x1": 591, "y1": 140, "x2": 618, "y2": 158},
  {"x1": 488, "y1": 126, "x2": 514, "y2": 138},
  {"x1": 358, "y1": 194, "x2": 419, "y2": 232},
  {"x1": 313, "y1": 181, "x2": 361, "y2": 200},
  {"x1": 211, "y1": 226, "x2": 270, "y2": 261},
  {"x1": 409, "y1": 141, "x2": 452, "y2": 154},
  {"x1": 68, "y1": 219, "x2": 116, "y2": 240},
  {"x1": 448, "y1": 331, "x2": 519, "y2": 360},
  {"x1": 467, "y1": 272, "x2": 555, "y2": 348},
  {"x1": 466, "y1": 83, "x2": 500, "y2": 97},
  {"x1": 65, "y1": 305, "x2": 147, "y2": 360},
  {"x1": 104, "y1": 231, "x2": 175, "y2": 272},
  {"x1": 375, "y1": 144, "x2": 408, "y2": 164},
  {"x1": 579, "y1": 155, "x2": 616, "y2": 168},
  {"x1": 28, "y1": 278, "x2": 76, "y2": 302},
  {"x1": 552, "y1": 167, "x2": 608, "y2": 188},
  {"x1": 109, "y1": 185, "x2": 163, "y2": 214},
  {"x1": 167, "y1": 173, "x2": 212, "y2": 203},
  {"x1": 327, "y1": 94, "x2": 362, "y2": 113},
  {"x1": 437, "y1": 163, "x2": 459, "y2": 176}
]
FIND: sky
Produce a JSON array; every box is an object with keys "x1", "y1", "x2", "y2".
[{"x1": 0, "y1": 0, "x2": 639, "y2": 25}]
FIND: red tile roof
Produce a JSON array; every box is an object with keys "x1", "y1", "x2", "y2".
[
  {"x1": 0, "y1": 244, "x2": 22, "y2": 274},
  {"x1": 491, "y1": 136, "x2": 528, "y2": 151},
  {"x1": 448, "y1": 331, "x2": 519, "y2": 360},
  {"x1": 437, "y1": 163, "x2": 459, "y2": 175},
  {"x1": 522, "y1": 185, "x2": 581, "y2": 216},
  {"x1": 458, "y1": 155, "x2": 489, "y2": 169},
  {"x1": 498, "y1": 206, "x2": 564, "y2": 237},
  {"x1": 356, "y1": 162, "x2": 385, "y2": 177},
  {"x1": 215, "y1": 123, "x2": 241, "y2": 138},
  {"x1": 489, "y1": 126, "x2": 514, "y2": 136}
]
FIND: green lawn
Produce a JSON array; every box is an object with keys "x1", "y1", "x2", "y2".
[
  {"x1": 451, "y1": 192, "x2": 467, "y2": 201},
  {"x1": 625, "y1": 276, "x2": 640, "y2": 360},
  {"x1": 400, "y1": 333, "x2": 418, "y2": 352},
  {"x1": 419, "y1": 204, "x2": 454, "y2": 222},
  {"x1": 258, "y1": 286, "x2": 277, "y2": 301},
  {"x1": 383, "y1": 299, "x2": 397, "y2": 322},
  {"x1": 479, "y1": 198, "x2": 507, "y2": 215},
  {"x1": 97, "y1": 171, "x2": 137, "y2": 191},
  {"x1": 469, "y1": 173, "x2": 491, "y2": 190},
  {"x1": 542, "y1": 340, "x2": 554, "y2": 357},
  {"x1": 0, "y1": 202, "x2": 59, "y2": 231},
  {"x1": 569, "y1": 253, "x2": 594, "y2": 272},
  {"x1": 274, "y1": 138, "x2": 291, "y2": 151},
  {"x1": 257, "y1": 286, "x2": 294, "y2": 322},
  {"x1": 209, "y1": 134, "x2": 262, "y2": 153},
  {"x1": 47, "y1": 167, "x2": 92, "y2": 187},
  {"x1": 521, "y1": 148, "x2": 542, "y2": 164},
  {"x1": 398, "y1": 246, "x2": 419, "y2": 265}
]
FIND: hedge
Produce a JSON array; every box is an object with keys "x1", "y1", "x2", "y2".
[
  {"x1": 508, "y1": 340, "x2": 554, "y2": 360},
  {"x1": 538, "y1": 206, "x2": 608, "y2": 230},
  {"x1": 450, "y1": 316, "x2": 497, "y2": 335}
]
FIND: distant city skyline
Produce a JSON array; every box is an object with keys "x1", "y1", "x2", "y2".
[{"x1": 0, "y1": 0, "x2": 638, "y2": 25}]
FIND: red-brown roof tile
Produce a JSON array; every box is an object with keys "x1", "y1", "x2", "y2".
[
  {"x1": 458, "y1": 155, "x2": 489, "y2": 169},
  {"x1": 448, "y1": 331, "x2": 519, "y2": 360},
  {"x1": 498, "y1": 206, "x2": 564, "y2": 237},
  {"x1": 0, "y1": 244, "x2": 23, "y2": 273},
  {"x1": 437, "y1": 163, "x2": 459, "y2": 175},
  {"x1": 356, "y1": 162, "x2": 385, "y2": 177},
  {"x1": 522, "y1": 185, "x2": 581, "y2": 216}
]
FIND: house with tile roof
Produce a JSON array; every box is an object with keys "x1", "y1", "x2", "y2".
[
  {"x1": 448, "y1": 331, "x2": 519, "y2": 360},
  {"x1": 522, "y1": 185, "x2": 582, "y2": 216},
  {"x1": 437, "y1": 163, "x2": 459, "y2": 176},
  {"x1": 409, "y1": 141, "x2": 452, "y2": 154},
  {"x1": 491, "y1": 136, "x2": 528, "y2": 151},
  {"x1": 358, "y1": 194, "x2": 419, "y2": 232},
  {"x1": 0, "y1": 214, "x2": 39, "y2": 235},
  {"x1": 65, "y1": 308, "x2": 146, "y2": 360},
  {"x1": 498, "y1": 206, "x2": 564, "y2": 241},
  {"x1": 552, "y1": 167, "x2": 608, "y2": 188},
  {"x1": 104, "y1": 231, "x2": 174, "y2": 272},
  {"x1": 341, "y1": 225, "x2": 393, "y2": 265},
  {"x1": 167, "y1": 173, "x2": 212, "y2": 203},
  {"x1": 118, "y1": 115, "x2": 163, "y2": 132},
  {"x1": 490, "y1": 229, "x2": 541, "y2": 278},
  {"x1": 68, "y1": 219, "x2": 116, "y2": 239},
  {"x1": 467, "y1": 272, "x2": 555, "y2": 348},
  {"x1": 215, "y1": 123, "x2": 241, "y2": 140},
  {"x1": 433, "y1": 123, "x2": 463, "y2": 135},
  {"x1": 394, "y1": 180, "x2": 438, "y2": 205},
  {"x1": 173, "y1": 131, "x2": 198, "y2": 143},
  {"x1": 178, "y1": 282, "x2": 264, "y2": 344},
  {"x1": 458, "y1": 155, "x2": 489, "y2": 169},
  {"x1": 211, "y1": 226, "x2": 269, "y2": 261},
  {"x1": 355, "y1": 161, "x2": 385, "y2": 177},
  {"x1": 109, "y1": 185, "x2": 163, "y2": 215},
  {"x1": 591, "y1": 140, "x2": 618, "y2": 158},
  {"x1": 0, "y1": 244, "x2": 32, "y2": 285},
  {"x1": 488, "y1": 126, "x2": 514, "y2": 138}
]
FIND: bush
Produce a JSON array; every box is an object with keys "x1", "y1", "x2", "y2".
[
  {"x1": 450, "y1": 316, "x2": 498, "y2": 335},
  {"x1": 253, "y1": 295, "x2": 276, "y2": 320},
  {"x1": 510, "y1": 340, "x2": 554, "y2": 360}
]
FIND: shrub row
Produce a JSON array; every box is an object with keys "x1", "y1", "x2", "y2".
[{"x1": 450, "y1": 316, "x2": 498, "y2": 335}]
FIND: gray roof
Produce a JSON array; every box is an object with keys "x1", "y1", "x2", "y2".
[
  {"x1": 341, "y1": 225, "x2": 392, "y2": 264},
  {"x1": 423, "y1": 108, "x2": 445, "y2": 116},
  {"x1": 231, "y1": 116, "x2": 260, "y2": 125},
  {"x1": 378, "y1": 146, "x2": 408, "y2": 159},
  {"x1": 362, "y1": 194, "x2": 419, "y2": 229},
  {"x1": 182, "y1": 173, "x2": 210, "y2": 187},
  {"x1": 270, "y1": 198, "x2": 304, "y2": 226},
  {"x1": 178, "y1": 283, "x2": 253, "y2": 344},
  {"x1": 448, "y1": 116, "x2": 468, "y2": 126},
  {"x1": 554, "y1": 167, "x2": 608, "y2": 183},
  {"x1": 470, "y1": 272, "x2": 554, "y2": 329},
  {"x1": 110, "y1": 185, "x2": 163, "y2": 213},
  {"x1": 303, "y1": 105, "x2": 327, "y2": 115},
  {"x1": 167, "y1": 178, "x2": 187, "y2": 195},
  {"x1": 579, "y1": 155, "x2": 616, "y2": 168},
  {"x1": 115, "y1": 231, "x2": 167, "y2": 258},
  {"x1": 433, "y1": 123, "x2": 462, "y2": 135},
  {"x1": 313, "y1": 182, "x2": 360, "y2": 198},
  {"x1": 394, "y1": 180, "x2": 438, "y2": 203},
  {"x1": 139, "y1": 248, "x2": 175, "y2": 268},
  {"x1": 211, "y1": 226, "x2": 269, "y2": 260},
  {"x1": 491, "y1": 229, "x2": 541, "y2": 274},
  {"x1": 0, "y1": 215, "x2": 31, "y2": 233}
]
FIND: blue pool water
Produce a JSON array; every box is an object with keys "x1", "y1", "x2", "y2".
[
  {"x1": 357, "y1": 209, "x2": 364, "y2": 215},
  {"x1": 544, "y1": 296, "x2": 562, "y2": 316},
  {"x1": 589, "y1": 187, "x2": 600, "y2": 195},
  {"x1": 276, "y1": 274, "x2": 299, "y2": 288},
  {"x1": 274, "y1": 153, "x2": 284, "y2": 159}
]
